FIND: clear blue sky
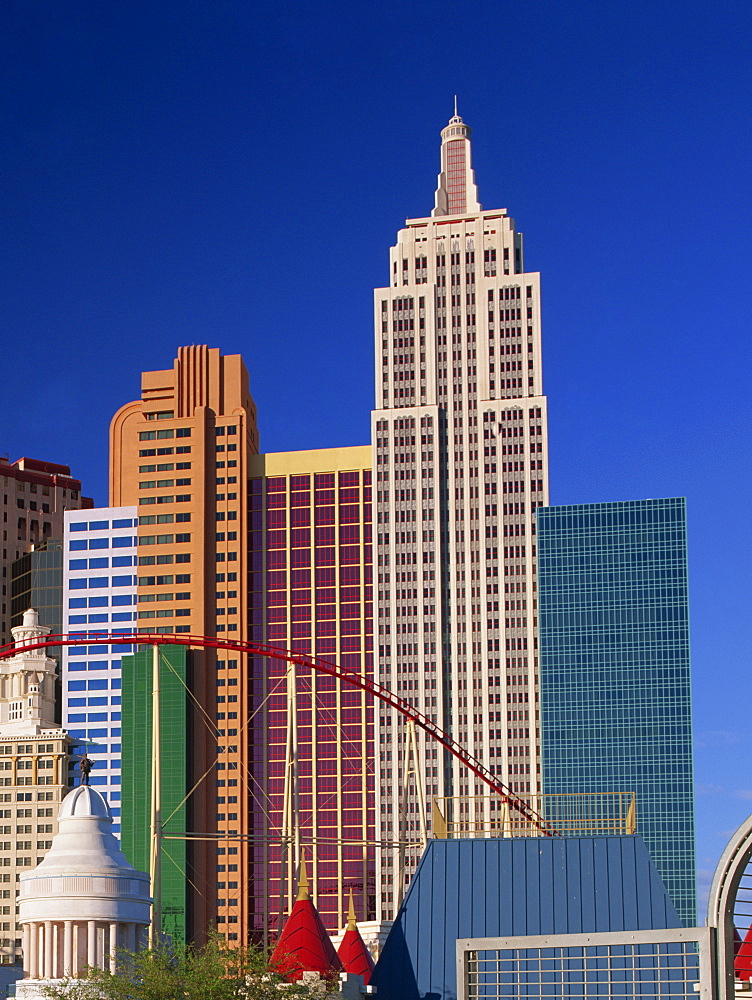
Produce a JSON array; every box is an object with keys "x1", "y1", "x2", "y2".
[{"x1": 2, "y1": 1, "x2": 750, "y2": 919}]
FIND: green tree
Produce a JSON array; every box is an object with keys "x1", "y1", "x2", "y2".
[{"x1": 42, "y1": 933, "x2": 312, "y2": 1000}]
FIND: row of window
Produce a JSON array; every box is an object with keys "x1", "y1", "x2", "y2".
[
  {"x1": 69, "y1": 537, "x2": 133, "y2": 550},
  {"x1": 138, "y1": 428, "x2": 191, "y2": 441},
  {"x1": 69, "y1": 576, "x2": 135, "y2": 589},
  {"x1": 69, "y1": 519, "x2": 134, "y2": 531},
  {"x1": 139, "y1": 494, "x2": 191, "y2": 505},
  {"x1": 138, "y1": 446, "x2": 191, "y2": 457},
  {"x1": 68, "y1": 557, "x2": 136, "y2": 574}
]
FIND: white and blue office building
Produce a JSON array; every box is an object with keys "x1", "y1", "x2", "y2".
[{"x1": 62, "y1": 507, "x2": 138, "y2": 834}]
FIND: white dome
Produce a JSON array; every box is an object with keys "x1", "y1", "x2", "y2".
[
  {"x1": 58, "y1": 785, "x2": 113, "y2": 822},
  {"x1": 18, "y1": 786, "x2": 150, "y2": 926}
]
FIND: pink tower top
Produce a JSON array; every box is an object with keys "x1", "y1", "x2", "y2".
[{"x1": 432, "y1": 101, "x2": 481, "y2": 217}]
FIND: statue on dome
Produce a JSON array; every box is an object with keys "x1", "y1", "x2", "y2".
[{"x1": 78, "y1": 755, "x2": 93, "y2": 786}]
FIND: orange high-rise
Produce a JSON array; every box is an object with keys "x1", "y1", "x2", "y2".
[{"x1": 110, "y1": 345, "x2": 259, "y2": 942}]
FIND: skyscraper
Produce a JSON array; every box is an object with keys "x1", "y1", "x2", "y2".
[
  {"x1": 536, "y1": 498, "x2": 695, "y2": 925},
  {"x1": 10, "y1": 540, "x2": 64, "y2": 695},
  {"x1": 247, "y1": 447, "x2": 374, "y2": 939},
  {"x1": 372, "y1": 110, "x2": 549, "y2": 916},
  {"x1": 109, "y1": 345, "x2": 259, "y2": 941},
  {"x1": 1, "y1": 456, "x2": 92, "y2": 647},
  {"x1": 61, "y1": 507, "x2": 138, "y2": 829}
]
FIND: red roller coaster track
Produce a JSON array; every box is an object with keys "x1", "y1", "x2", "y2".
[{"x1": 0, "y1": 631, "x2": 553, "y2": 835}]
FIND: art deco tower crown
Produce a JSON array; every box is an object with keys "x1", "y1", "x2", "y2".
[{"x1": 432, "y1": 102, "x2": 481, "y2": 217}]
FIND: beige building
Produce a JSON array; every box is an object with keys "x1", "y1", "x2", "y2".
[
  {"x1": 1, "y1": 457, "x2": 92, "y2": 647},
  {"x1": 373, "y1": 110, "x2": 550, "y2": 916},
  {"x1": 0, "y1": 610, "x2": 71, "y2": 966}
]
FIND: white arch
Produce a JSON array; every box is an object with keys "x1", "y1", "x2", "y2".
[{"x1": 707, "y1": 811, "x2": 752, "y2": 995}]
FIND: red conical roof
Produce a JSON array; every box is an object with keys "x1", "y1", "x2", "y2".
[
  {"x1": 337, "y1": 892, "x2": 375, "y2": 984},
  {"x1": 736, "y1": 924, "x2": 752, "y2": 981},
  {"x1": 270, "y1": 857, "x2": 342, "y2": 983}
]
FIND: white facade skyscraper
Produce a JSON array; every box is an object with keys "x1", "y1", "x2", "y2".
[
  {"x1": 62, "y1": 507, "x2": 138, "y2": 833},
  {"x1": 373, "y1": 111, "x2": 549, "y2": 917}
]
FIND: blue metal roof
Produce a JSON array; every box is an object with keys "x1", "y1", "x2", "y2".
[{"x1": 372, "y1": 835, "x2": 682, "y2": 1000}]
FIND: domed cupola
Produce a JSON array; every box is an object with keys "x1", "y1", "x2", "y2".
[{"x1": 16, "y1": 786, "x2": 150, "y2": 998}]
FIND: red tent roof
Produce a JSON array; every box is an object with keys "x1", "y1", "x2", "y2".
[
  {"x1": 736, "y1": 925, "x2": 752, "y2": 981},
  {"x1": 270, "y1": 857, "x2": 342, "y2": 983},
  {"x1": 337, "y1": 892, "x2": 375, "y2": 984}
]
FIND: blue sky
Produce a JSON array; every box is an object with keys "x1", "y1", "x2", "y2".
[{"x1": 2, "y1": 1, "x2": 751, "y2": 918}]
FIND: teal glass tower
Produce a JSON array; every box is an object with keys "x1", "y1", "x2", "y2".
[{"x1": 536, "y1": 497, "x2": 695, "y2": 925}]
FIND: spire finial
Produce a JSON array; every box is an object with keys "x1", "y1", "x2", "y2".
[
  {"x1": 346, "y1": 888, "x2": 357, "y2": 930},
  {"x1": 454, "y1": 94, "x2": 458, "y2": 118},
  {"x1": 296, "y1": 850, "x2": 310, "y2": 902}
]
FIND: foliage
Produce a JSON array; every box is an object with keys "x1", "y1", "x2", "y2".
[{"x1": 42, "y1": 933, "x2": 312, "y2": 1000}]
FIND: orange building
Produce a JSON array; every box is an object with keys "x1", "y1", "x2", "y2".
[
  {"x1": 110, "y1": 345, "x2": 259, "y2": 942},
  {"x1": 109, "y1": 347, "x2": 375, "y2": 947}
]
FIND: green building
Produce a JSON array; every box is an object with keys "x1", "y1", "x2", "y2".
[
  {"x1": 537, "y1": 497, "x2": 695, "y2": 925},
  {"x1": 120, "y1": 645, "x2": 188, "y2": 942}
]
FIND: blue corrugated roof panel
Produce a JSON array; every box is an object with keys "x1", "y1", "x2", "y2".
[{"x1": 372, "y1": 835, "x2": 682, "y2": 1000}]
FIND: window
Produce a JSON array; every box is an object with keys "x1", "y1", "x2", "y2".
[{"x1": 176, "y1": 428, "x2": 191, "y2": 438}]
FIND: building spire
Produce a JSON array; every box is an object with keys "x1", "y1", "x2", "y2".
[
  {"x1": 346, "y1": 888, "x2": 357, "y2": 930},
  {"x1": 432, "y1": 105, "x2": 481, "y2": 217},
  {"x1": 296, "y1": 851, "x2": 310, "y2": 902}
]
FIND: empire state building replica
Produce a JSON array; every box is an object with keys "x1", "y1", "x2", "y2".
[{"x1": 372, "y1": 109, "x2": 549, "y2": 918}]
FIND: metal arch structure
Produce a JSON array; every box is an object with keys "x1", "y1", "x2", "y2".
[
  {"x1": 707, "y1": 810, "x2": 752, "y2": 996},
  {"x1": 0, "y1": 630, "x2": 553, "y2": 834}
]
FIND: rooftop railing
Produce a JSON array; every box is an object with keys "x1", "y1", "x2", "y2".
[{"x1": 432, "y1": 791, "x2": 636, "y2": 839}]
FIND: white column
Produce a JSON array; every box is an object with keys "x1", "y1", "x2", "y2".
[
  {"x1": 28, "y1": 923, "x2": 37, "y2": 980},
  {"x1": 36, "y1": 924, "x2": 44, "y2": 980},
  {"x1": 63, "y1": 921, "x2": 73, "y2": 977},
  {"x1": 22, "y1": 924, "x2": 30, "y2": 978},
  {"x1": 124, "y1": 922, "x2": 136, "y2": 953},
  {"x1": 87, "y1": 920, "x2": 97, "y2": 969},
  {"x1": 53, "y1": 922, "x2": 60, "y2": 979},
  {"x1": 109, "y1": 923, "x2": 118, "y2": 972},
  {"x1": 73, "y1": 922, "x2": 81, "y2": 977},
  {"x1": 44, "y1": 921, "x2": 53, "y2": 980}
]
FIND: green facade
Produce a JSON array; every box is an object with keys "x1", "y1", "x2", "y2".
[
  {"x1": 121, "y1": 645, "x2": 188, "y2": 942},
  {"x1": 537, "y1": 498, "x2": 695, "y2": 925}
]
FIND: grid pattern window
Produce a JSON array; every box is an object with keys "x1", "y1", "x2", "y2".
[
  {"x1": 62, "y1": 507, "x2": 138, "y2": 833},
  {"x1": 248, "y1": 462, "x2": 374, "y2": 939},
  {"x1": 536, "y1": 498, "x2": 695, "y2": 926},
  {"x1": 457, "y1": 929, "x2": 711, "y2": 1000}
]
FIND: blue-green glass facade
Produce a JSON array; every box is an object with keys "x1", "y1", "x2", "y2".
[{"x1": 537, "y1": 498, "x2": 695, "y2": 925}]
